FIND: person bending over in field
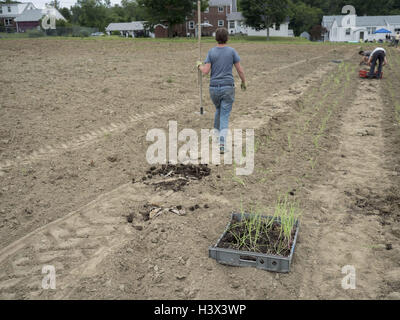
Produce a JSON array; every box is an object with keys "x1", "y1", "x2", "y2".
[
  {"x1": 197, "y1": 28, "x2": 246, "y2": 154},
  {"x1": 359, "y1": 48, "x2": 388, "y2": 79}
]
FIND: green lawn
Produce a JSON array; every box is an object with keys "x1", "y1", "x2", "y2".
[{"x1": 0, "y1": 32, "x2": 314, "y2": 44}]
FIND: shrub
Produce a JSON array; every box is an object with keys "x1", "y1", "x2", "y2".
[
  {"x1": 27, "y1": 29, "x2": 45, "y2": 38},
  {"x1": 79, "y1": 30, "x2": 90, "y2": 37}
]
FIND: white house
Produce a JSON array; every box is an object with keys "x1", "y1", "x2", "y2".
[
  {"x1": 322, "y1": 15, "x2": 400, "y2": 42},
  {"x1": 13, "y1": 6, "x2": 65, "y2": 32},
  {"x1": 226, "y1": 2, "x2": 294, "y2": 37},
  {"x1": 105, "y1": 21, "x2": 152, "y2": 37},
  {"x1": 0, "y1": 2, "x2": 36, "y2": 31}
]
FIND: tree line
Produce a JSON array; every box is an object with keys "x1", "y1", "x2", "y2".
[{"x1": 7, "y1": 0, "x2": 398, "y2": 37}]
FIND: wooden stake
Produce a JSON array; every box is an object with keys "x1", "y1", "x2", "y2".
[{"x1": 198, "y1": 0, "x2": 203, "y2": 115}]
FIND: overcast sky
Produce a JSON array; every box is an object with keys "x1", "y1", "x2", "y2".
[{"x1": 29, "y1": 0, "x2": 122, "y2": 9}]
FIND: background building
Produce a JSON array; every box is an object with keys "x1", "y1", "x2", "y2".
[
  {"x1": 322, "y1": 15, "x2": 400, "y2": 42},
  {"x1": 0, "y1": 2, "x2": 36, "y2": 32}
]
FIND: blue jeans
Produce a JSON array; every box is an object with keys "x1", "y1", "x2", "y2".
[
  {"x1": 209, "y1": 85, "x2": 235, "y2": 145},
  {"x1": 368, "y1": 52, "x2": 385, "y2": 78}
]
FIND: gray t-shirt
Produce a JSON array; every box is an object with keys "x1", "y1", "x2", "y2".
[{"x1": 204, "y1": 46, "x2": 240, "y2": 86}]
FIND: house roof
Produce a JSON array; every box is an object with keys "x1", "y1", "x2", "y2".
[
  {"x1": 14, "y1": 9, "x2": 43, "y2": 22},
  {"x1": 14, "y1": 7, "x2": 64, "y2": 22},
  {"x1": 209, "y1": 0, "x2": 232, "y2": 6},
  {"x1": 322, "y1": 15, "x2": 400, "y2": 30},
  {"x1": 0, "y1": 2, "x2": 35, "y2": 18},
  {"x1": 105, "y1": 22, "x2": 146, "y2": 32},
  {"x1": 227, "y1": 12, "x2": 243, "y2": 21}
]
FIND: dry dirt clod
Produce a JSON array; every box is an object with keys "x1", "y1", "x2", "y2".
[
  {"x1": 149, "y1": 207, "x2": 163, "y2": 219},
  {"x1": 126, "y1": 213, "x2": 134, "y2": 223},
  {"x1": 106, "y1": 156, "x2": 118, "y2": 163}
]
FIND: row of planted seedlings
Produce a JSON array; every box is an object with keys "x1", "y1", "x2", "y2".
[
  {"x1": 210, "y1": 61, "x2": 355, "y2": 272},
  {"x1": 277, "y1": 61, "x2": 353, "y2": 174},
  {"x1": 385, "y1": 49, "x2": 400, "y2": 125}
]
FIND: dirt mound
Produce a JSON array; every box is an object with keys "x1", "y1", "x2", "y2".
[
  {"x1": 349, "y1": 187, "x2": 400, "y2": 223},
  {"x1": 149, "y1": 163, "x2": 211, "y2": 179},
  {"x1": 138, "y1": 164, "x2": 211, "y2": 192}
]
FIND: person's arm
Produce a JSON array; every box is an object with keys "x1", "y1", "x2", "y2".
[
  {"x1": 383, "y1": 56, "x2": 388, "y2": 66},
  {"x1": 199, "y1": 63, "x2": 211, "y2": 75},
  {"x1": 234, "y1": 62, "x2": 246, "y2": 85}
]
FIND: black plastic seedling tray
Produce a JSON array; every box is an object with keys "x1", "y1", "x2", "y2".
[{"x1": 209, "y1": 213, "x2": 299, "y2": 273}]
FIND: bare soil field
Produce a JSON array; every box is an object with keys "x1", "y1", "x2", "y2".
[{"x1": 0, "y1": 38, "x2": 399, "y2": 300}]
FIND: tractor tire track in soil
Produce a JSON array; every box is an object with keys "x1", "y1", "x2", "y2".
[
  {"x1": 0, "y1": 99, "x2": 194, "y2": 172},
  {"x1": 0, "y1": 52, "x2": 347, "y2": 299}
]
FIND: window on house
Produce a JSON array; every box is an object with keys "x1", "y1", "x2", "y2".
[
  {"x1": 218, "y1": 20, "x2": 224, "y2": 27},
  {"x1": 218, "y1": 6, "x2": 224, "y2": 13},
  {"x1": 229, "y1": 21, "x2": 235, "y2": 29},
  {"x1": 0, "y1": 7, "x2": 3, "y2": 14},
  {"x1": 395, "y1": 28, "x2": 400, "y2": 32},
  {"x1": 5, "y1": 18, "x2": 13, "y2": 26},
  {"x1": 367, "y1": 27, "x2": 377, "y2": 35},
  {"x1": 7, "y1": 6, "x2": 11, "y2": 13},
  {"x1": 346, "y1": 28, "x2": 351, "y2": 35},
  {"x1": 189, "y1": 21, "x2": 195, "y2": 29},
  {"x1": 204, "y1": 7, "x2": 209, "y2": 13},
  {"x1": 275, "y1": 24, "x2": 280, "y2": 31}
]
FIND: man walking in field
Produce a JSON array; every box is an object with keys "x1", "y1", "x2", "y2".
[
  {"x1": 359, "y1": 47, "x2": 388, "y2": 79},
  {"x1": 197, "y1": 28, "x2": 246, "y2": 154}
]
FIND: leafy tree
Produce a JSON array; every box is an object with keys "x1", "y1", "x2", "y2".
[
  {"x1": 289, "y1": 0, "x2": 323, "y2": 36},
  {"x1": 309, "y1": 24, "x2": 326, "y2": 41},
  {"x1": 241, "y1": 0, "x2": 289, "y2": 40},
  {"x1": 121, "y1": 0, "x2": 147, "y2": 21},
  {"x1": 138, "y1": 0, "x2": 208, "y2": 37},
  {"x1": 70, "y1": 0, "x2": 109, "y2": 31},
  {"x1": 59, "y1": 7, "x2": 72, "y2": 21}
]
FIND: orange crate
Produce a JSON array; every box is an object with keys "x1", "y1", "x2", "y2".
[{"x1": 359, "y1": 70, "x2": 383, "y2": 78}]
